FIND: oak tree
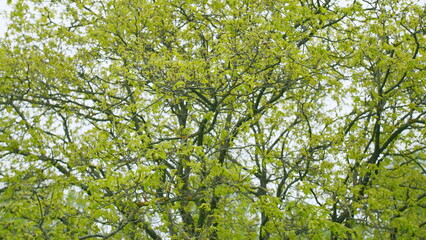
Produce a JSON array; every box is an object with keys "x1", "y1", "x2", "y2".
[{"x1": 0, "y1": 0, "x2": 425, "y2": 239}]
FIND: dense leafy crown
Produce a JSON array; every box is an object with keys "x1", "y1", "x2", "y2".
[{"x1": 0, "y1": 0, "x2": 425, "y2": 239}]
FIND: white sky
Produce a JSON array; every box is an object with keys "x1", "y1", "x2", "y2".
[{"x1": 0, "y1": 0, "x2": 9, "y2": 36}]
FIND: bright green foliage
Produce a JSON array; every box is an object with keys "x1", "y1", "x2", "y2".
[{"x1": 0, "y1": 0, "x2": 425, "y2": 239}]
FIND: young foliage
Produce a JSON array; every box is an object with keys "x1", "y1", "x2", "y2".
[{"x1": 0, "y1": 0, "x2": 425, "y2": 239}]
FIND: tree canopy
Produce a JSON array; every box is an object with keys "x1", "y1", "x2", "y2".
[{"x1": 0, "y1": 0, "x2": 425, "y2": 239}]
